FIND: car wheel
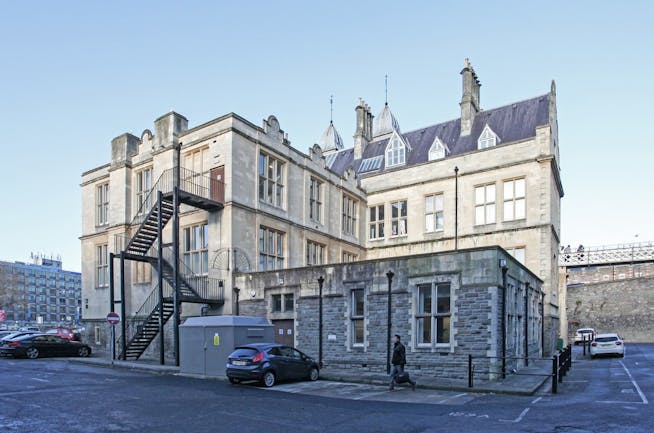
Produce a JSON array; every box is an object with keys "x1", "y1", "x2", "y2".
[
  {"x1": 26, "y1": 347, "x2": 39, "y2": 359},
  {"x1": 308, "y1": 367, "x2": 319, "y2": 381},
  {"x1": 262, "y1": 371, "x2": 276, "y2": 388},
  {"x1": 228, "y1": 377, "x2": 240, "y2": 384},
  {"x1": 78, "y1": 347, "x2": 90, "y2": 358}
]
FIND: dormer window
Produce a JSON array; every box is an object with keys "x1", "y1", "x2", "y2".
[
  {"x1": 428, "y1": 137, "x2": 448, "y2": 161},
  {"x1": 478, "y1": 125, "x2": 499, "y2": 149},
  {"x1": 385, "y1": 132, "x2": 407, "y2": 168}
]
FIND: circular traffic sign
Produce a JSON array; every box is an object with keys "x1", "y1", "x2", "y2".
[{"x1": 106, "y1": 312, "x2": 120, "y2": 325}]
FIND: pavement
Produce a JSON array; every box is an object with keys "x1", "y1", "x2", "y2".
[{"x1": 69, "y1": 352, "x2": 557, "y2": 396}]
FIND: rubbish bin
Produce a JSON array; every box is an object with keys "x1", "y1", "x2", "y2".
[{"x1": 179, "y1": 315, "x2": 274, "y2": 377}]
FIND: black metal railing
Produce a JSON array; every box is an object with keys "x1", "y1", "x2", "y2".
[{"x1": 161, "y1": 245, "x2": 224, "y2": 302}]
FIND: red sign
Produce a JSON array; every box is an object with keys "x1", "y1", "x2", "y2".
[
  {"x1": 106, "y1": 312, "x2": 120, "y2": 325},
  {"x1": 0, "y1": 310, "x2": 5, "y2": 321}
]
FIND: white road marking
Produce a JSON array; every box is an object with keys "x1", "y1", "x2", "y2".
[
  {"x1": 500, "y1": 407, "x2": 530, "y2": 423},
  {"x1": 531, "y1": 396, "x2": 542, "y2": 404},
  {"x1": 597, "y1": 400, "x2": 645, "y2": 405},
  {"x1": 619, "y1": 360, "x2": 648, "y2": 404},
  {"x1": 31, "y1": 378, "x2": 49, "y2": 383}
]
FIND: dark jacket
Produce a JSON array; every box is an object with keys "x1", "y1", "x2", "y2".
[{"x1": 391, "y1": 341, "x2": 406, "y2": 366}]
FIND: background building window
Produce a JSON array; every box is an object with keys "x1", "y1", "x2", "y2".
[
  {"x1": 342, "y1": 251, "x2": 358, "y2": 263},
  {"x1": 425, "y1": 194, "x2": 444, "y2": 232},
  {"x1": 475, "y1": 183, "x2": 496, "y2": 225},
  {"x1": 259, "y1": 226, "x2": 284, "y2": 271},
  {"x1": 416, "y1": 283, "x2": 451, "y2": 346},
  {"x1": 134, "y1": 261, "x2": 152, "y2": 284},
  {"x1": 183, "y1": 223, "x2": 208, "y2": 275},
  {"x1": 351, "y1": 289, "x2": 364, "y2": 346},
  {"x1": 478, "y1": 125, "x2": 498, "y2": 149},
  {"x1": 258, "y1": 152, "x2": 284, "y2": 207},
  {"x1": 506, "y1": 247, "x2": 526, "y2": 264},
  {"x1": 135, "y1": 167, "x2": 152, "y2": 215},
  {"x1": 342, "y1": 195, "x2": 357, "y2": 237},
  {"x1": 369, "y1": 205, "x2": 385, "y2": 240},
  {"x1": 386, "y1": 136, "x2": 406, "y2": 167},
  {"x1": 96, "y1": 244, "x2": 108, "y2": 288},
  {"x1": 309, "y1": 177, "x2": 323, "y2": 223},
  {"x1": 271, "y1": 293, "x2": 293, "y2": 313},
  {"x1": 96, "y1": 183, "x2": 109, "y2": 226},
  {"x1": 391, "y1": 200, "x2": 408, "y2": 236},
  {"x1": 306, "y1": 241, "x2": 325, "y2": 266},
  {"x1": 503, "y1": 178, "x2": 526, "y2": 221}
]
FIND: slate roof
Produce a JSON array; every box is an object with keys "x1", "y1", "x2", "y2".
[{"x1": 325, "y1": 94, "x2": 551, "y2": 177}]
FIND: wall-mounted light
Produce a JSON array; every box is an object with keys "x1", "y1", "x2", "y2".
[{"x1": 499, "y1": 259, "x2": 507, "y2": 269}]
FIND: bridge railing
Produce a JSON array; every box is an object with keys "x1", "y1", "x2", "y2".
[{"x1": 560, "y1": 241, "x2": 654, "y2": 266}]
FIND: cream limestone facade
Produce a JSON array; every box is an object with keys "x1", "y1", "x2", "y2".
[{"x1": 81, "y1": 60, "x2": 562, "y2": 354}]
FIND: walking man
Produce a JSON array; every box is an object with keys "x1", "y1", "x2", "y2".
[{"x1": 389, "y1": 334, "x2": 416, "y2": 391}]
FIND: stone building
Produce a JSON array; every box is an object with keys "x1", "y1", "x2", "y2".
[
  {"x1": 0, "y1": 255, "x2": 81, "y2": 327},
  {"x1": 80, "y1": 59, "x2": 562, "y2": 361}
]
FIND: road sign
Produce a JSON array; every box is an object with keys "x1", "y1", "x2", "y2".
[
  {"x1": 106, "y1": 312, "x2": 120, "y2": 326},
  {"x1": 0, "y1": 310, "x2": 5, "y2": 321}
]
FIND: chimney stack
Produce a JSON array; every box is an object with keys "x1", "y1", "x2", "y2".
[
  {"x1": 354, "y1": 98, "x2": 373, "y2": 159},
  {"x1": 459, "y1": 58, "x2": 481, "y2": 136}
]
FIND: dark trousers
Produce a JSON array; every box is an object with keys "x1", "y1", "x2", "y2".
[{"x1": 389, "y1": 364, "x2": 415, "y2": 388}]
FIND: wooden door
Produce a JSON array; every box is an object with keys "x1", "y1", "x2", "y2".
[
  {"x1": 210, "y1": 166, "x2": 225, "y2": 203},
  {"x1": 273, "y1": 320, "x2": 294, "y2": 346}
]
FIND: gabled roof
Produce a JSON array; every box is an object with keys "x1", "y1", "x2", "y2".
[{"x1": 326, "y1": 94, "x2": 550, "y2": 177}]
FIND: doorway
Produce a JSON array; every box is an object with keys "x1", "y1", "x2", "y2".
[{"x1": 273, "y1": 320, "x2": 294, "y2": 346}]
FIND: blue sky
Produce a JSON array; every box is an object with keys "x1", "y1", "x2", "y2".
[{"x1": 1, "y1": 1, "x2": 652, "y2": 272}]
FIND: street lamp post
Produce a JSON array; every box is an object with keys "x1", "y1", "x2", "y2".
[
  {"x1": 500, "y1": 259, "x2": 508, "y2": 379},
  {"x1": 317, "y1": 276, "x2": 324, "y2": 368},
  {"x1": 233, "y1": 287, "x2": 240, "y2": 316},
  {"x1": 386, "y1": 270, "x2": 394, "y2": 374}
]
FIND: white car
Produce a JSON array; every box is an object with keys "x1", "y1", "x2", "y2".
[
  {"x1": 590, "y1": 333, "x2": 625, "y2": 358},
  {"x1": 574, "y1": 328, "x2": 595, "y2": 345}
]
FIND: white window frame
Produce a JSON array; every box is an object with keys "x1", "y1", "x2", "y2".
[
  {"x1": 503, "y1": 178, "x2": 526, "y2": 221},
  {"x1": 475, "y1": 183, "x2": 496, "y2": 226},
  {"x1": 415, "y1": 282, "x2": 452, "y2": 348},
  {"x1": 183, "y1": 223, "x2": 208, "y2": 276},
  {"x1": 350, "y1": 289, "x2": 365, "y2": 347},
  {"x1": 258, "y1": 152, "x2": 285, "y2": 208},
  {"x1": 478, "y1": 124, "x2": 499, "y2": 149},
  {"x1": 342, "y1": 251, "x2": 358, "y2": 263},
  {"x1": 428, "y1": 137, "x2": 448, "y2": 161},
  {"x1": 368, "y1": 204, "x2": 385, "y2": 240},
  {"x1": 425, "y1": 193, "x2": 444, "y2": 233},
  {"x1": 385, "y1": 132, "x2": 407, "y2": 167},
  {"x1": 506, "y1": 246, "x2": 526, "y2": 265},
  {"x1": 309, "y1": 177, "x2": 323, "y2": 223},
  {"x1": 135, "y1": 167, "x2": 153, "y2": 215},
  {"x1": 259, "y1": 226, "x2": 284, "y2": 271},
  {"x1": 306, "y1": 240, "x2": 325, "y2": 266},
  {"x1": 96, "y1": 244, "x2": 108, "y2": 289},
  {"x1": 342, "y1": 194, "x2": 358, "y2": 237},
  {"x1": 390, "y1": 200, "x2": 408, "y2": 237},
  {"x1": 96, "y1": 183, "x2": 109, "y2": 226}
]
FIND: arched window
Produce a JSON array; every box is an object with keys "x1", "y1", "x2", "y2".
[
  {"x1": 385, "y1": 134, "x2": 406, "y2": 167},
  {"x1": 478, "y1": 125, "x2": 499, "y2": 149}
]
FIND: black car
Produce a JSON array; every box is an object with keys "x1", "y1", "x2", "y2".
[
  {"x1": 226, "y1": 343, "x2": 319, "y2": 387},
  {"x1": 0, "y1": 333, "x2": 91, "y2": 359}
]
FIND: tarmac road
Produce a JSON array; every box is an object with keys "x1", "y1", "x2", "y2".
[{"x1": 0, "y1": 344, "x2": 652, "y2": 433}]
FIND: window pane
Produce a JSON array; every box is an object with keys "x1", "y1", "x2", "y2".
[
  {"x1": 353, "y1": 290, "x2": 364, "y2": 316},
  {"x1": 475, "y1": 206, "x2": 485, "y2": 225},
  {"x1": 417, "y1": 317, "x2": 431, "y2": 344},
  {"x1": 437, "y1": 316, "x2": 450, "y2": 344},
  {"x1": 418, "y1": 284, "x2": 431, "y2": 314},
  {"x1": 475, "y1": 187, "x2": 484, "y2": 205},
  {"x1": 277, "y1": 233, "x2": 283, "y2": 256},
  {"x1": 425, "y1": 196, "x2": 434, "y2": 213},
  {"x1": 370, "y1": 225, "x2": 376, "y2": 239},
  {"x1": 369, "y1": 207, "x2": 376, "y2": 221},
  {"x1": 515, "y1": 198, "x2": 525, "y2": 219},
  {"x1": 486, "y1": 203, "x2": 495, "y2": 223},
  {"x1": 284, "y1": 294, "x2": 294, "y2": 312},
  {"x1": 504, "y1": 181, "x2": 513, "y2": 199},
  {"x1": 392, "y1": 202, "x2": 398, "y2": 218},
  {"x1": 486, "y1": 184, "x2": 495, "y2": 202},
  {"x1": 400, "y1": 201, "x2": 407, "y2": 217},
  {"x1": 515, "y1": 248, "x2": 526, "y2": 264},
  {"x1": 425, "y1": 214, "x2": 434, "y2": 232},
  {"x1": 504, "y1": 201, "x2": 513, "y2": 221},
  {"x1": 435, "y1": 212, "x2": 444, "y2": 230},
  {"x1": 353, "y1": 320, "x2": 364, "y2": 344},
  {"x1": 272, "y1": 294, "x2": 282, "y2": 312},
  {"x1": 378, "y1": 205, "x2": 384, "y2": 220},
  {"x1": 435, "y1": 194, "x2": 443, "y2": 211},
  {"x1": 378, "y1": 222, "x2": 384, "y2": 237},
  {"x1": 515, "y1": 179, "x2": 525, "y2": 198},
  {"x1": 437, "y1": 284, "x2": 451, "y2": 314}
]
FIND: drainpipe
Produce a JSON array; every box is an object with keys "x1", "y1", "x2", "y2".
[
  {"x1": 525, "y1": 282, "x2": 530, "y2": 367},
  {"x1": 454, "y1": 166, "x2": 459, "y2": 250},
  {"x1": 541, "y1": 292, "x2": 545, "y2": 356},
  {"x1": 386, "y1": 270, "x2": 394, "y2": 375},
  {"x1": 317, "y1": 276, "x2": 324, "y2": 368},
  {"x1": 120, "y1": 252, "x2": 127, "y2": 360},
  {"x1": 109, "y1": 253, "x2": 115, "y2": 360},
  {"x1": 157, "y1": 191, "x2": 165, "y2": 365},
  {"x1": 500, "y1": 259, "x2": 508, "y2": 379}
]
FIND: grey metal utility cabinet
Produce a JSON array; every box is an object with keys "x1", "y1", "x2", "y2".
[{"x1": 179, "y1": 315, "x2": 274, "y2": 377}]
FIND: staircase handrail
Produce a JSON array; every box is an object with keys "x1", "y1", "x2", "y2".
[{"x1": 161, "y1": 245, "x2": 225, "y2": 302}]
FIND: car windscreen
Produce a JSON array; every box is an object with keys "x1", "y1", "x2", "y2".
[
  {"x1": 594, "y1": 336, "x2": 618, "y2": 342},
  {"x1": 229, "y1": 348, "x2": 259, "y2": 358}
]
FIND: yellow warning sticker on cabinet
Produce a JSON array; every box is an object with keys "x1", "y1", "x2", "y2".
[{"x1": 213, "y1": 333, "x2": 220, "y2": 346}]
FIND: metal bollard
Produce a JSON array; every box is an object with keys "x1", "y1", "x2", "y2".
[
  {"x1": 468, "y1": 354, "x2": 473, "y2": 388},
  {"x1": 552, "y1": 354, "x2": 558, "y2": 394}
]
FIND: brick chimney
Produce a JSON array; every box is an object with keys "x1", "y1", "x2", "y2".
[{"x1": 459, "y1": 58, "x2": 481, "y2": 136}]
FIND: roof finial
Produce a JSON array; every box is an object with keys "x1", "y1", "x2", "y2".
[
  {"x1": 385, "y1": 74, "x2": 388, "y2": 106},
  {"x1": 330, "y1": 95, "x2": 333, "y2": 124}
]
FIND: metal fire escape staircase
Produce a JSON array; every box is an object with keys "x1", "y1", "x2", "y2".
[{"x1": 114, "y1": 167, "x2": 225, "y2": 360}]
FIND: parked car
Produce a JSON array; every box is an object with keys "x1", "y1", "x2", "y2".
[
  {"x1": 0, "y1": 331, "x2": 14, "y2": 340},
  {"x1": 590, "y1": 333, "x2": 625, "y2": 358},
  {"x1": 226, "y1": 343, "x2": 319, "y2": 387},
  {"x1": 45, "y1": 326, "x2": 81, "y2": 341},
  {"x1": 574, "y1": 328, "x2": 595, "y2": 345},
  {"x1": 19, "y1": 326, "x2": 41, "y2": 332},
  {"x1": 0, "y1": 334, "x2": 91, "y2": 359},
  {"x1": 0, "y1": 331, "x2": 37, "y2": 342}
]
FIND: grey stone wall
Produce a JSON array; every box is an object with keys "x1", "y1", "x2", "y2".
[
  {"x1": 566, "y1": 275, "x2": 654, "y2": 342},
  {"x1": 236, "y1": 247, "x2": 544, "y2": 380}
]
